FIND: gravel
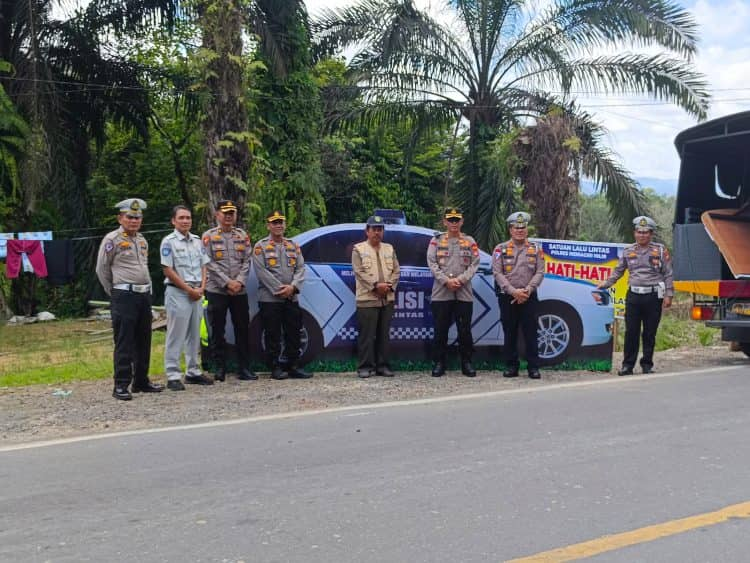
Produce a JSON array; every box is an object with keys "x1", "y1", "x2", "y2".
[{"x1": 1, "y1": 346, "x2": 747, "y2": 446}]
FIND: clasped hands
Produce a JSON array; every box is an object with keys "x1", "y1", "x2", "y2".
[
  {"x1": 374, "y1": 282, "x2": 393, "y2": 297},
  {"x1": 273, "y1": 284, "x2": 296, "y2": 299},
  {"x1": 511, "y1": 287, "x2": 531, "y2": 304},
  {"x1": 226, "y1": 279, "x2": 244, "y2": 296}
]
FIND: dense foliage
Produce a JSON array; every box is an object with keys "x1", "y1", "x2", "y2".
[{"x1": 0, "y1": 0, "x2": 707, "y2": 317}]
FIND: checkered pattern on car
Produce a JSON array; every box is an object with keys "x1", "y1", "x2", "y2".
[
  {"x1": 390, "y1": 326, "x2": 433, "y2": 340},
  {"x1": 337, "y1": 326, "x2": 433, "y2": 341}
]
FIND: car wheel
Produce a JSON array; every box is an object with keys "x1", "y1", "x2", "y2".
[
  {"x1": 250, "y1": 310, "x2": 324, "y2": 365},
  {"x1": 740, "y1": 342, "x2": 750, "y2": 359},
  {"x1": 295, "y1": 311, "x2": 322, "y2": 364},
  {"x1": 536, "y1": 301, "x2": 583, "y2": 365}
]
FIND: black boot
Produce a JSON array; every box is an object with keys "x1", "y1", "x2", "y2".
[
  {"x1": 238, "y1": 368, "x2": 258, "y2": 381},
  {"x1": 271, "y1": 365, "x2": 288, "y2": 380},
  {"x1": 461, "y1": 362, "x2": 477, "y2": 377},
  {"x1": 431, "y1": 361, "x2": 446, "y2": 377},
  {"x1": 112, "y1": 385, "x2": 132, "y2": 400},
  {"x1": 214, "y1": 366, "x2": 226, "y2": 382}
]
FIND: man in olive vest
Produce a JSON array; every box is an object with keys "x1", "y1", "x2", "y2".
[{"x1": 351, "y1": 215, "x2": 400, "y2": 378}]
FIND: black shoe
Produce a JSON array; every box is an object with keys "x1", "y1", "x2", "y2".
[
  {"x1": 431, "y1": 362, "x2": 446, "y2": 377},
  {"x1": 289, "y1": 366, "x2": 313, "y2": 379},
  {"x1": 641, "y1": 366, "x2": 654, "y2": 374},
  {"x1": 112, "y1": 386, "x2": 132, "y2": 400},
  {"x1": 185, "y1": 374, "x2": 214, "y2": 386},
  {"x1": 502, "y1": 369, "x2": 519, "y2": 378},
  {"x1": 238, "y1": 368, "x2": 258, "y2": 381},
  {"x1": 528, "y1": 368, "x2": 541, "y2": 379},
  {"x1": 214, "y1": 367, "x2": 226, "y2": 382},
  {"x1": 131, "y1": 381, "x2": 164, "y2": 393},
  {"x1": 376, "y1": 366, "x2": 394, "y2": 377},
  {"x1": 167, "y1": 380, "x2": 186, "y2": 391},
  {"x1": 357, "y1": 369, "x2": 372, "y2": 378},
  {"x1": 271, "y1": 366, "x2": 289, "y2": 380},
  {"x1": 461, "y1": 362, "x2": 477, "y2": 377},
  {"x1": 618, "y1": 366, "x2": 634, "y2": 376}
]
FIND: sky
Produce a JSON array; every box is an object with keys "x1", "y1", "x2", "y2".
[{"x1": 304, "y1": 0, "x2": 750, "y2": 185}]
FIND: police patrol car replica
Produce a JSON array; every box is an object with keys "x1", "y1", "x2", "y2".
[{"x1": 235, "y1": 222, "x2": 613, "y2": 366}]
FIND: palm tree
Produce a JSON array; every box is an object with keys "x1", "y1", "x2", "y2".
[
  {"x1": 0, "y1": 0, "x2": 179, "y2": 231},
  {"x1": 313, "y1": 0, "x2": 709, "y2": 247}
]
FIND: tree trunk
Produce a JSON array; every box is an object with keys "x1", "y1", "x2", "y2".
[
  {"x1": 516, "y1": 114, "x2": 580, "y2": 240},
  {"x1": 199, "y1": 0, "x2": 249, "y2": 223}
]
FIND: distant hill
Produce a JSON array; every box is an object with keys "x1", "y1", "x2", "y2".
[{"x1": 582, "y1": 176, "x2": 677, "y2": 195}]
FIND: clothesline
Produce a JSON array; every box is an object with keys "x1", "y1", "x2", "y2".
[{"x1": 69, "y1": 228, "x2": 172, "y2": 241}]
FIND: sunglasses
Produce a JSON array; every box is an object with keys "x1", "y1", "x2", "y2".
[
  {"x1": 446, "y1": 217, "x2": 462, "y2": 223},
  {"x1": 125, "y1": 214, "x2": 141, "y2": 220},
  {"x1": 269, "y1": 219, "x2": 284, "y2": 225}
]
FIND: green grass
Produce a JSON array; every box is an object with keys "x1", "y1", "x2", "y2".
[
  {"x1": 0, "y1": 319, "x2": 165, "y2": 387},
  {"x1": 613, "y1": 309, "x2": 720, "y2": 352},
  {"x1": 0, "y1": 309, "x2": 719, "y2": 387}
]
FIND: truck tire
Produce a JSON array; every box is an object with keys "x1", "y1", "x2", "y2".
[{"x1": 740, "y1": 342, "x2": 750, "y2": 358}]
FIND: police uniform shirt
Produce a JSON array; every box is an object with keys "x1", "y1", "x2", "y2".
[
  {"x1": 601, "y1": 242, "x2": 674, "y2": 296},
  {"x1": 160, "y1": 229, "x2": 209, "y2": 285},
  {"x1": 426, "y1": 233, "x2": 480, "y2": 302},
  {"x1": 202, "y1": 226, "x2": 252, "y2": 294},
  {"x1": 491, "y1": 239, "x2": 545, "y2": 294},
  {"x1": 96, "y1": 227, "x2": 151, "y2": 295},
  {"x1": 252, "y1": 236, "x2": 305, "y2": 302}
]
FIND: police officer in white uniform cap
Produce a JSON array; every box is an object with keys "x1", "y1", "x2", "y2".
[
  {"x1": 160, "y1": 205, "x2": 213, "y2": 390},
  {"x1": 96, "y1": 198, "x2": 164, "y2": 400},
  {"x1": 491, "y1": 211, "x2": 545, "y2": 379},
  {"x1": 598, "y1": 216, "x2": 673, "y2": 375}
]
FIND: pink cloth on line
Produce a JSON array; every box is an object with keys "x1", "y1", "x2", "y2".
[{"x1": 5, "y1": 240, "x2": 48, "y2": 278}]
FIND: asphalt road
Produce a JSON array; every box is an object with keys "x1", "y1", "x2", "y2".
[{"x1": 2, "y1": 366, "x2": 750, "y2": 563}]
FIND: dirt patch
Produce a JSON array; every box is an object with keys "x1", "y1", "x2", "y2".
[{"x1": 1, "y1": 346, "x2": 747, "y2": 446}]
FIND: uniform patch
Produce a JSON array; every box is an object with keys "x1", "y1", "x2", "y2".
[
  {"x1": 254, "y1": 247, "x2": 262, "y2": 255},
  {"x1": 494, "y1": 250, "x2": 501, "y2": 259},
  {"x1": 202, "y1": 236, "x2": 209, "y2": 245},
  {"x1": 161, "y1": 246, "x2": 171, "y2": 257},
  {"x1": 105, "y1": 241, "x2": 114, "y2": 253}
]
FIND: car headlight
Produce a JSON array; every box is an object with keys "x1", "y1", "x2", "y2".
[{"x1": 591, "y1": 289, "x2": 611, "y2": 306}]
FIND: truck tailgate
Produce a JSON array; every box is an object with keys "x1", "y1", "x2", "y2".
[{"x1": 701, "y1": 209, "x2": 750, "y2": 279}]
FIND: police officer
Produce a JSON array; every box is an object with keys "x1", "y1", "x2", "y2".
[
  {"x1": 597, "y1": 216, "x2": 673, "y2": 375},
  {"x1": 427, "y1": 208, "x2": 480, "y2": 377},
  {"x1": 253, "y1": 210, "x2": 311, "y2": 380},
  {"x1": 96, "y1": 198, "x2": 164, "y2": 400},
  {"x1": 351, "y1": 215, "x2": 400, "y2": 378},
  {"x1": 492, "y1": 212, "x2": 545, "y2": 379},
  {"x1": 160, "y1": 205, "x2": 213, "y2": 391},
  {"x1": 202, "y1": 199, "x2": 256, "y2": 382}
]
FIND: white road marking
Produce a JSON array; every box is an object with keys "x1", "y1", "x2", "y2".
[{"x1": 0, "y1": 365, "x2": 744, "y2": 453}]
